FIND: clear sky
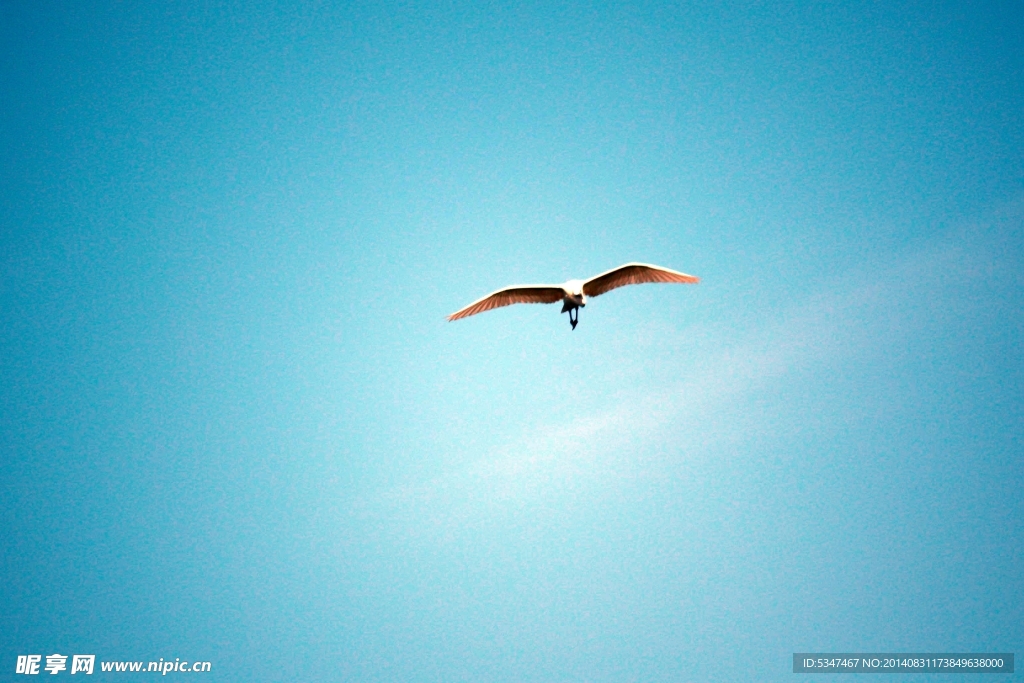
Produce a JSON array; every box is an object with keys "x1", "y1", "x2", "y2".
[{"x1": 2, "y1": 1, "x2": 1022, "y2": 681}]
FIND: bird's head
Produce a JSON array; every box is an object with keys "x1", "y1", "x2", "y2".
[
  {"x1": 562, "y1": 279, "x2": 586, "y2": 306},
  {"x1": 564, "y1": 279, "x2": 585, "y2": 297}
]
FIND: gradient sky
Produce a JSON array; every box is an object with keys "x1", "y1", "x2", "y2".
[{"x1": 2, "y1": 1, "x2": 1022, "y2": 681}]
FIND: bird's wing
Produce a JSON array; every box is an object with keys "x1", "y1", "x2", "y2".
[
  {"x1": 582, "y1": 262, "x2": 699, "y2": 297},
  {"x1": 447, "y1": 285, "x2": 566, "y2": 321}
]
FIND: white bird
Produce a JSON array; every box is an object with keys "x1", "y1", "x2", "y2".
[{"x1": 447, "y1": 262, "x2": 700, "y2": 330}]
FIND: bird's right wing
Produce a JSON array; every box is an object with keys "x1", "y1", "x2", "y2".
[
  {"x1": 582, "y1": 262, "x2": 699, "y2": 298},
  {"x1": 447, "y1": 286, "x2": 566, "y2": 321}
]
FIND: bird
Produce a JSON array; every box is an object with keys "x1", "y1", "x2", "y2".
[{"x1": 447, "y1": 262, "x2": 699, "y2": 330}]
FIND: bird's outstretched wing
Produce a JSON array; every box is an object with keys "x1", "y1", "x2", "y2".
[
  {"x1": 447, "y1": 286, "x2": 566, "y2": 321},
  {"x1": 582, "y1": 262, "x2": 699, "y2": 297}
]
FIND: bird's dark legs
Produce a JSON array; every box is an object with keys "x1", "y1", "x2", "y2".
[{"x1": 569, "y1": 307, "x2": 578, "y2": 330}]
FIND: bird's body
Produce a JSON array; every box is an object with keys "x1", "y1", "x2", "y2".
[
  {"x1": 447, "y1": 262, "x2": 699, "y2": 329},
  {"x1": 559, "y1": 280, "x2": 587, "y2": 315}
]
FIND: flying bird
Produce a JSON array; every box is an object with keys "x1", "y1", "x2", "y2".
[{"x1": 447, "y1": 262, "x2": 700, "y2": 329}]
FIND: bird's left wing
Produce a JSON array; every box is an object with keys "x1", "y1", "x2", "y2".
[
  {"x1": 447, "y1": 285, "x2": 566, "y2": 321},
  {"x1": 582, "y1": 262, "x2": 699, "y2": 298}
]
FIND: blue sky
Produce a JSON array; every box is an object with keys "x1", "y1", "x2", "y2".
[{"x1": 2, "y1": 1, "x2": 1022, "y2": 681}]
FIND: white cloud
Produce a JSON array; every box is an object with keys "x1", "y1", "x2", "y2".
[{"x1": 350, "y1": 215, "x2": 1017, "y2": 538}]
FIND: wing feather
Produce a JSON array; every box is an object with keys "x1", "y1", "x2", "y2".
[
  {"x1": 447, "y1": 285, "x2": 566, "y2": 321},
  {"x1": 582, "y1": 263, "x2": 699, "y2": 298}
]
